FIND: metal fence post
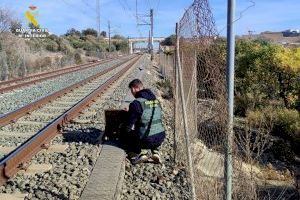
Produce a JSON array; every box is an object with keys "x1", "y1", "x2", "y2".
[
  {"x1": 175, "y1": 22, "x2": 197, "y2": 200},
  {"x1": 224, "y1": 0, "x2": 236, "y2": 199}
]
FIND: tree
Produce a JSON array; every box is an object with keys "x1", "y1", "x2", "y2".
[
  {"x1": 65, "y1": 28, "x2": 81, "y2": 36},
  {"x1": 0, "y1": 51, "x2": 8, "y2": 80},
  {"x1": 112, "y1": 34, "x2": 125, "y2": 40},
  {"x1": 100, "y1": 31, "x2": 107, "y2": 37},
  {"x1": 10, "y1": 19, "x2": 21, "y2": 34},
  {"x1": 161, "y1": 35, "x2": 176, "y2": 46},
  {"x1": 82, "y1": 28, "x2": 98, "y2": 37},
  {"x1": 274, "y1": 47, "x2": 300, "y2": 107},
  {"x1": 113, "y1": 40, "x2": 128, "y2": 52},
  {"x1": 235, "y1": 39, "x2": 300, "y2": 115},
  {"x1": 0, "y1": 8, "x2": 13, "y2": 34}
]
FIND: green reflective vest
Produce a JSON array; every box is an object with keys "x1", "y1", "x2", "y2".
[{"x1": 136, "y1": 97, "x2": 165, "y2": 139}]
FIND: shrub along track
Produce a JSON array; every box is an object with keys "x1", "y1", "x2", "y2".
[
  {"x1": 0, "y1": 57, "x2": 120, "y2": 94},
  {"x1": 0, "y1": 55, "x2": 141, "y2": 187}
]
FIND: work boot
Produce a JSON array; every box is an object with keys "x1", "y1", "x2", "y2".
[
  {"x1": 131, "y1": 150, "x2": 149, "y2": 164},
  {"x1": 151, "y1": 149, "x2": 162, "y2": 164}
]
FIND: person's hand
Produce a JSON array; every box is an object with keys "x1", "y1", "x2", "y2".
[{"x1": 123, "y1": 107, "x2": 128, "y2": 111}]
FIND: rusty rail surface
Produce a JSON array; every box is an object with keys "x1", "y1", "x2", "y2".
[
  {"x1": 0, "y1": 55, "x2": 137, "y2": 127},
  {"x1": 0, "y1": 57, "x2": 120, "y2": 86},
  {"x1": 0, "y1": 56, "x2": 125, "y2": 93},
  {"x1": 0, "y1": 55, "x2": 141, "y2": 185}
]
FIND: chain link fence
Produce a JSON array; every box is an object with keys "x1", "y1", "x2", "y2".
[
  {"x1": 176, "y1": 0, "x2": 227, "y2": 199},
  {"x1": 159, "y1": 0, "x2": 297, "y2": 199},
  {"x1": 159, "y1": 50, "x2": 175, "y2": 82}
]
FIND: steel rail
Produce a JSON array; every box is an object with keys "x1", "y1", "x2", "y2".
[
  {"x1": 0, "y1": 57, "x2": 121, "y2": 86},
  {"x1": 0, "y1": 55, "x2": 137, "y2": 126},
  {"x1": 0, "y1": 55, "x2": 141, "y2": 185},
  {"x1": 0, "y1": 56, "x2": 125, "y2": 93}
]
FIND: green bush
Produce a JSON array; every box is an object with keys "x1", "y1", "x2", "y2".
[
  {"x1": 248, "y1": 107, "x2": 299, "y2": 138},
  {"x1": 294, "y1": 96, "x2": 300, "y2": 111},
  {"x1": 272, "y1": 140, "x2": 295, "y2": 163},
  {"x1": 60, "y1": 54, "x2": 73, "y2": 67},
  {"x1": 69, "y1": 38, "x2": 84, "y2": 49},
  {"x1": 293, "y1": 136, "x2": 300, "y2": 155},
  {"x1": 272, "y1": 108, "x2": 300, "y2": 139},
  {"x1": 57, "y1": 38, "x2": 73, "y2": 55},
  {"x1": 82, "y1": 41, "x2": 96, "y2": 51},
  {"x1": 26, "y1": 38, "x2": 43, "y2": 52},
  {"x1": 247, "y1": 107, "x2": 300, "y2": 158},
  {"x1": 235, "y1": 92, "x2": 269, "y2": 117},
  {"x1": 156, "y1": 79, "x2": 173, "y2": 99},
  {"x1": 74, "y1": 52, "x2": 82, "y2": 64},
  {"x1": 45, "y1": 39, "x2": 59, "y2": 52}
]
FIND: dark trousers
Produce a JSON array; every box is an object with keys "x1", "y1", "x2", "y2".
[{"x1": 120, "y1": 131, "x2": 166, "y2": 154}]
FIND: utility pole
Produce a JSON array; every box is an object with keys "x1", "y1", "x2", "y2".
[
  {"x1": 150, "y1": 9, "x2": 154, "y2": 60},
  {"x1": 108, "y1": 20, "x2": 111, "y2": 52},
  {"x1": 224, "y1": 0, "x2": 235, "y2": 199},
  {"x1": 136, "y1": 8, "x2": 154, "y2": 60},
  {"x1": 96, "y1": 0, "x2": 101, "y2": 58},
  {"x1": 148, "y1": 30, "x2": 151, "y2": 53},
  {"x1": 248, "y1": 30, "x2": 255, "y2": 39}
]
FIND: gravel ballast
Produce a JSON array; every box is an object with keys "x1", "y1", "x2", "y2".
[
  {"x1": 0, "y1": 60, "x2": 134, "y2": 150},
  {"x1": 0, "y1": 55, "x2": 191, "y2": 199},
  {"x1": 120, "y1": 60, "x2": 191, "y2": 200},
  {"x1": 0, "y1": 56, "x2": 132, "y2": 115}
]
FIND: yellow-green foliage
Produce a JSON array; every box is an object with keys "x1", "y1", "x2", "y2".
[
  {"x1": 276, "y1": 47, "x2": 300, "y2": 72},
  {"x1": 235, "y1": 40, "x2": 300, "y2": 115},
  {"x1": 247, "y1": 107, "x2": 299, "y2": 137},
  {"x1": 247, "y1": 107, "x2": 300, "y2": 158}
]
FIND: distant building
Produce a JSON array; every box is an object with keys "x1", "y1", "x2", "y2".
[
  {"x1": 282, "y1": 29, "x2": 300, "y2": 37},
  {"x1": 240, "y1": 29, "x2": 300, "y2": 47}
]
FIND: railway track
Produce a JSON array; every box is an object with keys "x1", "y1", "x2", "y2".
[
  {"x1": 0, "y1": 55, "x2": 141, "y2": 185},
  {"x1": 0, "y1": 56, "x2": 120, "y2": 94},
  {"x1": 0, "y1": 56, "x2": 133, "y2": 116}
]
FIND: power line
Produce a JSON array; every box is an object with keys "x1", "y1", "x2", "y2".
[
  {"x1": 155, "y1": 0, "x2": 161, "y2": 12},
  {"x1": 218, "y1": 0, "x2": 255, "y2": 34},
  {"x1": 81, "y1": 0, "x2": 97, "y2": 12},
  {"x1": 61, "y1": 0, "x2": 95, "y2": 18},
  {"x1": 146, "y1": 0, "x2": 151, "y2": 9},
  {"x1": 117, "y1": 0, "x2": 136, "y2": 20}
]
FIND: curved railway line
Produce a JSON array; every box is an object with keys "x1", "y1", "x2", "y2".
[
  {"x1": 0, "y1": 57, "x2": 120, "y2": 94},
  {"x1": 0, "y1": 55, "x2": 141, "y2": 185}
]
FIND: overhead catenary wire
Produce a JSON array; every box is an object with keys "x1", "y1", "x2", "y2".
[
  {"x1": 61, "y1": 0, "x2": 95, "y2": 19},
  {"x1": 218, "y1": 0, "x2": 255, "y2": 34},
  {"x1": 61, "y1": 0, "x2": 110, "y2": 30}
]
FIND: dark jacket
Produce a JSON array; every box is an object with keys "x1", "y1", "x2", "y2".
[
  {"x1": 125, "y1": 89, "x2": 155, "y2": 132},
  {"x1": 125, "y1": 88, "x2": 165, "y2": 148},
  {"x1": 127, "y1": 89, "x2": 164, "y2": 127}
]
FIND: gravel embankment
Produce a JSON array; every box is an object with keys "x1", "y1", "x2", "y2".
[
  {"x1": 0, "y1": 55, "x2": 191, "y2": 199},
  {"x1": 120, "y1": 61, "x2": 191, "y2": 200},
  {"x1": 0, "y1": 55, "x2": 149, "y2": 199},
  {"x1": 0, "y1": 63, "x2": 130, "y2": 150},
  {"x1": 0, "y1": 56, "x2": 132, "y2": 115}
]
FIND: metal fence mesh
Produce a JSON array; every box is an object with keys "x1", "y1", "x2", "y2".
[
  {"x1": 159, "y1": 1, "x2": 297, "y2": 199},
  {"x1": 176, "y1": 0, "x2": 227, "y2": 199}
]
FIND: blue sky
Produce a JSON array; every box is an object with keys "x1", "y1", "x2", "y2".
[{"x1": 0, "y1": 0, "x2": 299, "y2": 37}]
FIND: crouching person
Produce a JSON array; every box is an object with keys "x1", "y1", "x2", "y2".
[{"x1": 121, "y1": 79, "x2": 166, "y2": 164}]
